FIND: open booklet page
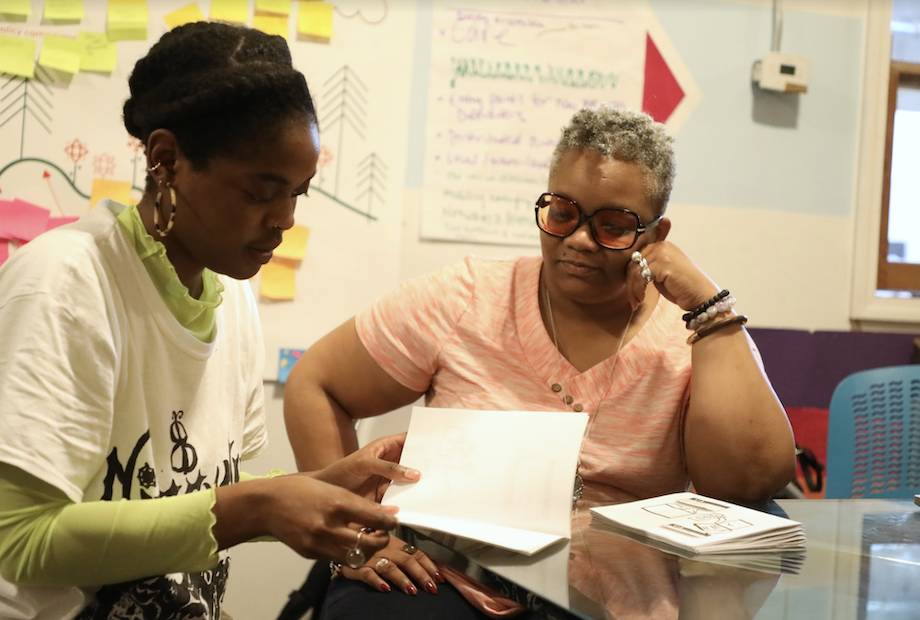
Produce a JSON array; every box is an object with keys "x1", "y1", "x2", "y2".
[
  {"x1": 590, "y1": 492, "x2": 805, "y2": 555},
  {"x1": 382, "y1": 406, "x2": 588, "y2": 555}
]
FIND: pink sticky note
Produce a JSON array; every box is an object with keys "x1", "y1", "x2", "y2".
[
  {"x1": 0, "y1": 199, "x2": 51, "y2": 242},
  {"x1": 46, "y1": 216, "x2": 79, "y2": 230},
  {"x1": 0, "y1": 241, "x2": 8, "y2": 267}
]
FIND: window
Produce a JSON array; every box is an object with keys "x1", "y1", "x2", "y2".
[
  {"x1": 851, "y1": 0, "x2": 920, "y2": 323},
  {"x1": 878, "y1": 61, "x2": 920, "y2": 293}
]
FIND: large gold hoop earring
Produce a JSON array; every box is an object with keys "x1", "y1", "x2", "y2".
[{"x1": 153, "y1": 183, "x2": 176, "y2": 238}]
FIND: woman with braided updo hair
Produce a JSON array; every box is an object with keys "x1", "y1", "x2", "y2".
[{"x1": 0, "y1": 22, "x2": 418, "y2": 619}]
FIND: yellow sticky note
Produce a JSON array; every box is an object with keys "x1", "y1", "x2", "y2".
[
  {"x1": 165, "y1": 3, "x2": 204, "y2": 29},
  {"x1": 44, "y1": 0, "x2": 84, "y2": 22},
  {"x1": 211, "y1": 0, "x2": 248, "y2": 24},
  {"x1": 90, "y1": 179, "x2": 133, "y2": 209},
  {"x1": 39, "y1": 36, "x2": 81, "y2": 74},
  {"x1": 0, "y1": 0, "x2": 30, "y2": 18},
  {"x1": 253, "y1": 13, "x2": 288, "y2": 38},
  {"x1": 274, "y1": 225, "x2": 309, "y2": 261},
  {"x1": 260, "y1": 259, "x2": 297, "y2": 301},
  {"x1": 256, "y1": 0, "x2": 289, "y2": 16},
  {"x1": 107, "y1": 0, "x2": 148, "y2": 42},
  {"x1": 78, "y1": 32, "x2": 117, "y2": 73},
  {"x1": 297, "y1": 1, "x2": 332, "y2": 41},
  {"x1": 0, "y1": 35, "x2": 35, "y2": 79}
]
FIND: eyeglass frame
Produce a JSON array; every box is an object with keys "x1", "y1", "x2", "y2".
[{"x1": 533, "y1": 191, "x2": 662, "y2": 251}]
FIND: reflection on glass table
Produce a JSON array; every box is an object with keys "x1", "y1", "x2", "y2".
[{"x1": 405, "y1": 499, "x2": 920, "y2": 620}]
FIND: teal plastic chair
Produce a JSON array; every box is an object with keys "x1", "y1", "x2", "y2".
[{"x1": 826, "y1": 365, "x2": 920, "y2": 499}]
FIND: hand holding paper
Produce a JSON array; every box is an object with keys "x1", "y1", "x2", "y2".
[{"x1": 382, "y1": 406, "x2": 588, "y2": 555}]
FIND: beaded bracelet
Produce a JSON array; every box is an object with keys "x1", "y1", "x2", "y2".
[
  {"x1": 685, "y1": 296, "x2": 737, "y2": 330},
  {"x1": 682, "y1": 290, "x2": 730, "y2": 326},
  {"x1": 687, "y1": 314, "x2": 748, "y2": 345}
]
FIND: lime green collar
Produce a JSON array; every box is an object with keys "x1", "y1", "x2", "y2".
[{"x1": 112, "y1": 203, "x2": 223, "y2": 342}]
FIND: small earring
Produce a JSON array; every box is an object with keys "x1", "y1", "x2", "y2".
[
  {"x1": 153, "y1": 182, "x2": 176, "y2": 238},
  {"x1": 146, "y1": 162, "x2": 162, "y2": 173}
]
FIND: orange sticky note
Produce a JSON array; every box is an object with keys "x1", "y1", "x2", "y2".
[
  {"x1": 297, "y1": 0, "x2": 332, "y2": 41},
  {"x1": 253, "y1": 13, "x2": 288, "y2": 38},
  {"x1": 165, "y1": 3, "x2": 204, "y2": 29},
  {"x1": 274, "y1": 224, "x2": 309, "y2": 260},
  {"x1": 89, "y1": 178, "x2": 133, "y2": 209},
  {"x1": 260, "y1": 259, "x2": 297, "y2": 301}
]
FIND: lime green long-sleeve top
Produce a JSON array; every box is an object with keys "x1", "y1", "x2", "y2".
[{"x1": 0, "y1": 204, "x2": 265, "y2": 587}]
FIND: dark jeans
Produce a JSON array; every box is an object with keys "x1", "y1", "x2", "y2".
[{"x1": 319, "y1": 577, "x2": 493, "y2": 620}]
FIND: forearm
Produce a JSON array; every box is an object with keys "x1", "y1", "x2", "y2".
[
  {"x1": 684, "y1": 325, "x2": 796, "y2": 502},
  {"x1": 284, "y1": 367, "x2": 359, "y2": 472},
  {"x1": 0, "y1": 465, "x2": 218, "y2": 587}
]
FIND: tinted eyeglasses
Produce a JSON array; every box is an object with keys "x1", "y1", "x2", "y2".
[{"x1": 534, "y1": 192, "x2": 661, "y2": 251}]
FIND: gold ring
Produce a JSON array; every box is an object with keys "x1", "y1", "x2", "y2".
[{"x1": 401, "y1": 543, "x2": 417, "y2": 555}]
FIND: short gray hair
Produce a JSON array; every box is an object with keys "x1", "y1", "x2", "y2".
[{"x1": 551, "y1": 107, "x2": 675, "y2": 213}]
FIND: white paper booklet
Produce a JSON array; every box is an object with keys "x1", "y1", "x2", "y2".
[
  {"x1": 382, "y1": 406, "x2": 589, "y2": 555},
  {"x1": 590, "y1": 492, "x2": 806, "y2": 555}
]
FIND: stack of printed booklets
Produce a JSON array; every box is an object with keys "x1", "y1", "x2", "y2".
[{"x1": 590, "y1": 492, "x2": 807, "y2": 574}]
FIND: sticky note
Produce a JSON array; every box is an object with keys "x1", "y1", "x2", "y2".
[
  {"x1": 277, "y1": 347, "x2": 304, "y2": 384},
  {"x1": 0, "y1": 0, "x2": 29, "y2": 19},
  {"x1": 274, "y1": 224, "x2": 309, "y2": 260},
  {"x1": 259, "y1": 259, "x2": 297, "y2": 301},
  {"x1": 0, "y1": 241, "x2": 8, "y2": 266},
  {"x1": 211, "y1": 0, "x2": 248, "y2": 24},
  {"x1": 256, "y1": 0, "x2": 290, "y2": 16},
  {"x1": 78, "y1": 32, "x2": 117, "y2": 73},
  {"x1": 44, "y1": 0, "x2": 84, "y2": 22},
  {"x1": 297, "y1": 1, "x2": 333, "y2": 41},
  {"x1": 39, "y1": 35, "x2": 82, "y2": 74},
  {"x1": 0, "y1": 199, "x2": 51, "y2": 243},
  {"x1": 0, "y1": 35, "x2": 36, "y2": 79},
  {"x1": 89, "y1": 178, "x2": 133, "y2": 209},
  {"x1": 46, "y1": 216, "x2": 79, "y2": 230},
  {"x1": 107, "y1": 0, "x2": 148, "y2": 42},
  {"x1": 165, "y1": 3, "x2": 204, "y2": 29},
  {"x1": 253, "y1": 13, "x2": 288, "y2": 38}
]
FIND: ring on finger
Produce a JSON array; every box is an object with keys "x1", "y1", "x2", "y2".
[
  {"x1": 631, "y1": 250, "x2": 643, "y2": 264},
  {"x1": 345, "y1": 530, "x2": 366, "y2": 569},
  {"x1": 401, "y1": 543, "x2": 418, "y2": 555},
  {"x1": 641, "y1": 266, "x2": 654, "y2": 283},
  {"x1": 374, "y1": 557, "x2": 391, "y2": 571}
]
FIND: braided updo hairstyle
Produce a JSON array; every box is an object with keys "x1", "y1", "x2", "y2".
[{"x1": 124, "y1": 22, "x2": 316, "y2": 183}]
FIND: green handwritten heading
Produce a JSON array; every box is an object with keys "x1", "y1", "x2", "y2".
[{"x1": 449, "y1": 57, "x2": 619, "y2": 90}]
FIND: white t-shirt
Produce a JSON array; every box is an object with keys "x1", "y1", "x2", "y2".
[{"x1": 0, "y1": 204, "x2": 267, "y2": 619}]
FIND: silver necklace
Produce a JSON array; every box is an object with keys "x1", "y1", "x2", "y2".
[{"x1": 541, "y1": 275, "x2": 635, "y2": 506}]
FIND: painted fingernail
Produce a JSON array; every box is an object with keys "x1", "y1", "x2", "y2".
[
  {"x1": 379, "y1": 583, "x2": 391, "y2": 593},
  {"x1": 406, "y1": 584, "x2": 418, "y2": 596},
  {"x1": 434, "y1": 570, "x2": 445, "y2": 583},
  {"x1": 425, "y1": 580, "x2": 438, "y2": 594}
]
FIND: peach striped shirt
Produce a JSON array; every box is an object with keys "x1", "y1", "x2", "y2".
[
  {"x1": 357, "y1": 256, "x2": 691, "y2": 617},
  {"x1": 357, "y1": 255, "x2": 692, "y2": 508}
]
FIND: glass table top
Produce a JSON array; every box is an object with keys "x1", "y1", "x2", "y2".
[{"x1": 408, "y1": 499, "x2": 920, "y2": 620}]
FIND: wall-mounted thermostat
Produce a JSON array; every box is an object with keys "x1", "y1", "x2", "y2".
[{"x1": 752, "y1": 51, "x2": 809, "y2": 93}]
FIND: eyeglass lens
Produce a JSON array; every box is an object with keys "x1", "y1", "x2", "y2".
[{"x1": 536, "y1": 194, "x2": 639, "y2": 249}]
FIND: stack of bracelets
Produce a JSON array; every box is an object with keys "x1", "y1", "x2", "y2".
[{"x1": 682, "y1": 289, "x2": 748, "y2": 345}]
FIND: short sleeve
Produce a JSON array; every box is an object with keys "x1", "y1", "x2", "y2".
[
  {"x1": 236, "y1": 280, "x2": 267, "y2": 461},
  {"x1": 0, "y1": 241, "x2": 118, "y2": 503},
  {"x1": 355, "y1": 259, "x2": 475, "y2": 392}
]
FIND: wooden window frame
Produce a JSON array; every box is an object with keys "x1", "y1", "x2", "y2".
[
  {"x1": 877, "y1": 61, "x2": 920, "y2": 291},
  {"x1": 850, "y1": 0, "x2": 920, "y2": 325}
]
